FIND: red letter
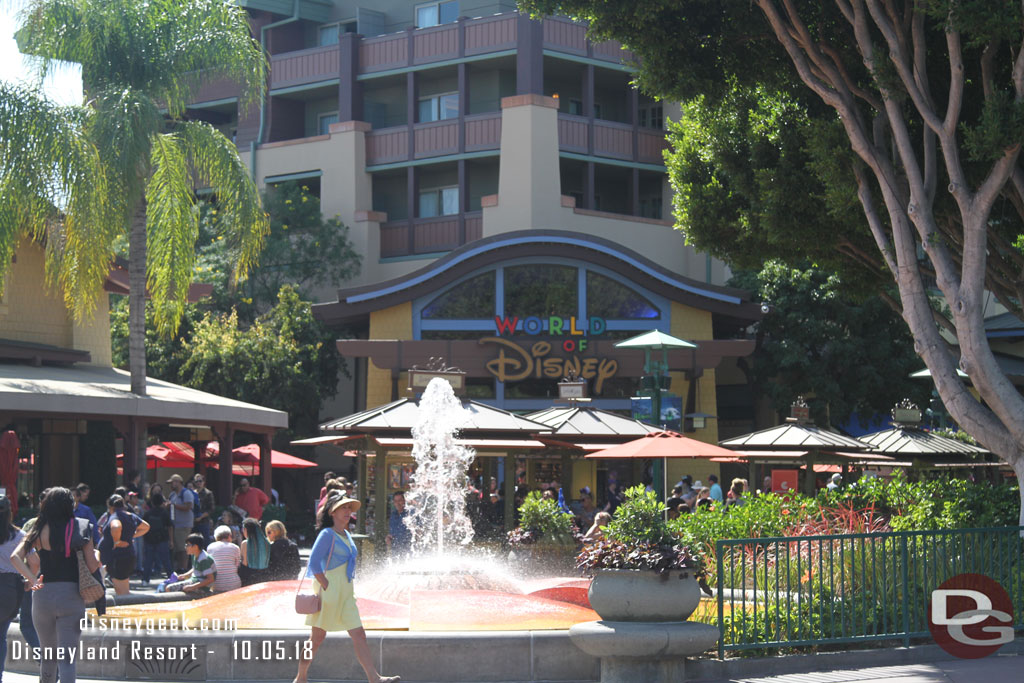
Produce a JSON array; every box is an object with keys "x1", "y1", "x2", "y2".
[{"x1": 494, "y1": 316, "x2": 519, "y2": 335}]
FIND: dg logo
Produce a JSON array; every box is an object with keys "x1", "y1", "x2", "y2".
[{"x1": 929, "y1": 573, "x2": 1014, "y2": 659}]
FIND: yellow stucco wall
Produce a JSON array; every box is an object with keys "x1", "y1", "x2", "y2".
[
  {"x1": 666, "y1": 301, "x2": 721, "y2": 488},
  {"x1": 365, "y1": 302, "x2": 413, "y2": 408},
  {"x1": 0, "y1": 241, "x2": 113, "y2": 366},
  {"x1": 1, "y1": 241, "x2": 74, "y2": 349}
]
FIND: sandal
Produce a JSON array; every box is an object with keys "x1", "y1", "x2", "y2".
[{"x1": 378, "y1": 677, "x2": 401, "y2": 683}]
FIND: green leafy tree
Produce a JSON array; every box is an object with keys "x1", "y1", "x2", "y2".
[
  {"x1": 733, "y1": 263, "x2": 929, "y2": 426},
  {"x1": 177, "y1": 285, "x2": 340, "y2": 439},
  {"x1": 521, "y1": 0, "x2": 1024, "y2": 523},
  {"x1": 2, "y1": 0, "x2": 269, "y2": 477},
  {"x1": 110, "y1": 181, "x2": 361, "y2": 414}
]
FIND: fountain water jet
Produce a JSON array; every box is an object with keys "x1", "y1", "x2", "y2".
[{"x1": 403, "y1": 377, "x2": 476, "y2": 554}]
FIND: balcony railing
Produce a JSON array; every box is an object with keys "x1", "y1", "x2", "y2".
[
  {"x1": 255, "y1": 13, "x2": 634, "y2": 83},
  {"x1": 365, "y1": 113, "x2": 502, "y2": 166},
  {"x1": 380, "y1": 212, "x2": 483, "y2": 258},
  {"x1": 270, "y1": 44, "x2": 341, "y2": 91},
  {"x1": 557, "y1": 114, "x2": 669, "y2": 165},
  {"x1": 542, "y1": 16, "x2": 634, "y2": 63}
]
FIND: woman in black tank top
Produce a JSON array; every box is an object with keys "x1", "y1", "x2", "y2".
[{"x1": 11, "y1": 486, "x2": 101, "y2": 683}]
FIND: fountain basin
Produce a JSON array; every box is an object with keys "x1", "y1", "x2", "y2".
[
  {"x1": 89, "y1": 578, "x2": 598, "y2": 632},
  {"x1": 4, "y1": 625, "x2": 600, "y2": 682}
]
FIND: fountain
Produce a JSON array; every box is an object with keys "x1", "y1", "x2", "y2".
[{"x1": 6, "y1": 378, "x2": 603, "y2": 681}]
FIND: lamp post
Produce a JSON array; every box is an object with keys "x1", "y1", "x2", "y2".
[{"x1": 615, "y1": 330, "x2": 697, "y2": 501}]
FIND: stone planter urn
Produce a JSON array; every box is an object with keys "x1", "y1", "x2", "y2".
[{"x1": 587, "y1": 569, "x2": 701, "y2": 622}]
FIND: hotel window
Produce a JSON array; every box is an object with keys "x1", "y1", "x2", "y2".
[
  {"x1": 416, "y1": 0, "x2": 458, "y2": 28},
  {"x1": 419, "y1": 186, "x2": 459, "y2": 217},
  {"x1": 418, "y1": 93, "x2": 459, "y2": 122},
  {"x1": 638, "y1": 197, "x2": 662, "y2": 220},
  {"x1": 318, "y1": 21, "x2": 356, "y2": 46},
  {"x1": 568, "y1": 99, "x2": 583, "y2": 116},
  {"x1": 639, "y1": 105, "x2": 663, "y2": 129},
  {"x1": 318, "y1": 23, "x2": 339, "y2": 45},
  {"x1": 318, "y1": 112, "x2": 339, "y2": 135}
]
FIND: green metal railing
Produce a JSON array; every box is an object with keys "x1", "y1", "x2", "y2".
[{"x1": 715, "y1": 526, "x2": 1024, "y2": 658}]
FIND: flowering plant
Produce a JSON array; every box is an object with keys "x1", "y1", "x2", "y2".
[{"x1": 576, "y1": 485, "x2": 706, "y2": 583}]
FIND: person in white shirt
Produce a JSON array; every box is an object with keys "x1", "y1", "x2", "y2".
[{"x1": 206, "y1": 525, "x2": 242, "y2": 593}]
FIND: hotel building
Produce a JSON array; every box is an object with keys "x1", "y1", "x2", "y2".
[{"x1": 188, "y1": 0, "x2": 764, "y2": 507}]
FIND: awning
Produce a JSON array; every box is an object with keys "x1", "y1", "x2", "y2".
[
  {"x1": 372, "y1": 436, "x2": 548, "y2": 450},
  {"x1": 290, "y1": 434, "x2": 364, "y2": 446},
  {"x1": 0, "y1": 363, "x2": 288, "y2": 429}
]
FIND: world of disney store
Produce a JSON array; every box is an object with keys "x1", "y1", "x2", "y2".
[{"x1": 312, "y1": 231, "x2": 762, "y2": 526}]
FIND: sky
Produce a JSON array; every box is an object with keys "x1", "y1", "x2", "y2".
[{"x1": 0, "y1": 2, "x2": 82, "y2": 105}]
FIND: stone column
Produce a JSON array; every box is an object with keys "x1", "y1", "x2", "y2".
[{"x1": 488, "y1": 94, "x2": 561, "y2": 233}]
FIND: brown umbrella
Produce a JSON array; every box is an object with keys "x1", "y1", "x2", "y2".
[{"x1": 585, "y1": 430, "x2": 738, "y2": 505}]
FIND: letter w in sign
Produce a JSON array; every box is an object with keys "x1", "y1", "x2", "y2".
[{"x1": 494, "y1": 316, "x2": 519, "y2": 335}]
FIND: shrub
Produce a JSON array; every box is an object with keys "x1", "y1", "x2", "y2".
[{"x1": 508, "y1": 491, "x2": 575, "y2": 545}]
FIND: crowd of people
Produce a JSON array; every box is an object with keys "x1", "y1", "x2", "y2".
[{"x1": 0, "y1": 476, "x2": 301, "y2": 683}]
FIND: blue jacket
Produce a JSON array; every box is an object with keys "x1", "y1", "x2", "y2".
[{"x1": 306, "y1": 527, "x2": 357, "y2": 583}]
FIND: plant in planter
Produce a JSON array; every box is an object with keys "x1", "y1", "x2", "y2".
[{"x1": 577, "y1": 485, "x2": 708, "y2": 622}]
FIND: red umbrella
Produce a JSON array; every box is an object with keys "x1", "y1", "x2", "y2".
[
  {"x1": 205, "y1": 442, "x2": 316, "y2": 475},
  {"x1": 585, "y1": 430, "x2": 738, "y2": 505},
  {"x1": 116, "y1": 443, "x2": 195, "y2": 469},
  {"x1": 0, "y1": 431, "x2": 20, "y2": 516}
]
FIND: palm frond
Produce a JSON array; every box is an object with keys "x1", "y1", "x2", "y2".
[
  {"x1": 145, "y1": 131, "x2": 200, "y2": 335},
  {"x1": 178, "y1": 119, "x2": 268, "y2": 281},
  {"x1": 19, "y1": 0, "x2": 267, "y2": 117},
  {"x1": 0, "y1": 81, "x2": 114, "y2": 316}
]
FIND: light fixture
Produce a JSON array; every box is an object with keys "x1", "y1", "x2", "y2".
[{"x1": 684, "y1": 412, "x2": 716, "y2": 431}]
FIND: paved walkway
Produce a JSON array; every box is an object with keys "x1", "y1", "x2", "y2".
[
  {"x1": 4, "y1": 655, "x2": 1020, "y2": 683},
  {"x1": 698, "y1": 654, "x2": 1023, "y2": 683}
]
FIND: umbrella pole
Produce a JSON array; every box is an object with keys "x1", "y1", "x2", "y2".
[{"x1": 663, "y1": 456, "x2": 668, "y2": 520}]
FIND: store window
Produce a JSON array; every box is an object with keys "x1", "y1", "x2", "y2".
[
  {"x1": 504, "y1": 264, "x2": 577, "y2": 316},
  {"x1": 419, "y1": 186, "x2": 459, "y2": 217},
  {"x1": 421, "y1": 271, "x2": 495, "y2": 319},
  {"x1": 416, "y1": 0, "x2": 458, "y2": 28},
  {"x1": 418, "y1": 93, "x2": 459, "y2": 122},
  {"x1": 587, "y1": 271, "x2": 660, "y2": 319}
]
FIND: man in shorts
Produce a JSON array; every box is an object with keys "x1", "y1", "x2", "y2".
[
  {"x1": 167, "y1": 474, "x2": 196, "y2": 572},
  {"x1": 161, "y1": 534, "x2": 216, "y2": 597}
]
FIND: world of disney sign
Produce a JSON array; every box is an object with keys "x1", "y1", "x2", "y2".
[{"x1": 479, "y1": 316, "x2": 618, "y2": 393}]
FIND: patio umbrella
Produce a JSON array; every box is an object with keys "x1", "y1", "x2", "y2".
[
  {"x1": 585, "y1": 430, "x2": 738, "y2": 507},
  {"x1": 0, "y1": 430, "x2": 20, "y2": 516},
  {"x1": 205, "y1": 442, "x2": 317, "y2": 475},
  {"x1": 115, "y1": 443, "x2": 195, "y2": 469}
]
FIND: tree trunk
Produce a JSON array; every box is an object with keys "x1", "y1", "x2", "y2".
[{"x1": 127, "y1": 200, "x2": 148, "y2": 480}]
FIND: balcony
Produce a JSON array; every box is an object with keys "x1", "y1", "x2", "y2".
[
  {"x1": 270, "y1": 44, "x2": 341, "y2": 91},
  {"x1": 365, "y1": 113, "x2": 502, "y2": 167},
  {"x1": 379, "y1": 212, "x2": 483, "y2": 258},
  {"x1": 542, "y1": 16, "x2": 634, "y2": 64},
  {"x1": 257, "y1": 13, "x2": 633, "y2": 85},
  {"x1": 558, "y1": 114, "x2": 669, "y2": 165},
  {"x1": 359, "y1": 14, "x2": 519, "y2": 74}
]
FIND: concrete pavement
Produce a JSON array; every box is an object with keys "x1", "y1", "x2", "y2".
[{"x1": 3, "y1": 654, "x2": 1021, "y2": 683}]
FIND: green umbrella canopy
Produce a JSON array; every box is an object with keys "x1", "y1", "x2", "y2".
[{"x1": 613, "y1": 330, "x2": 697, "y2": 350}]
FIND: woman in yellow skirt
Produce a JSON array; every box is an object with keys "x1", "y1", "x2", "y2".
[{"x1": 294, "y1": 494, "x2": 399, "y2": 683}]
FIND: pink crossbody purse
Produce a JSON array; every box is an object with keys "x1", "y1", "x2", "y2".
[{"x1": 294, "y1": 536, "x2": 334, "y2": 614}]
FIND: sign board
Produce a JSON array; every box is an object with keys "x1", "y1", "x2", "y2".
[{"x1": 771, "y1": 469, "x2": 799, "y2": 493}]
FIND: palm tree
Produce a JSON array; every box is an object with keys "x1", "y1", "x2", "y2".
[{"x1": 1, "y1": 0, "x2": 269, "y2": 475}]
